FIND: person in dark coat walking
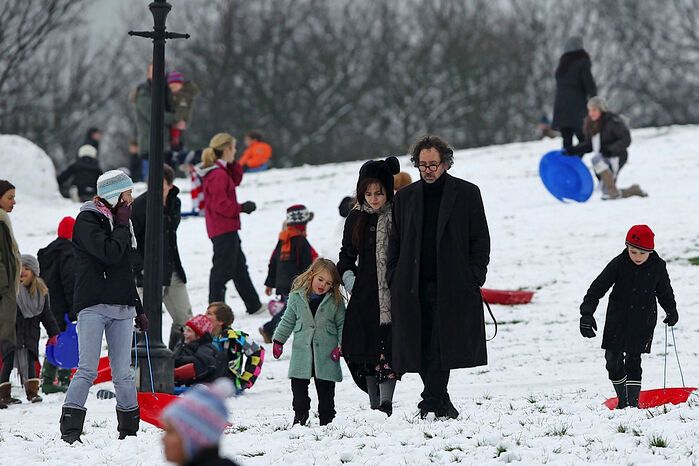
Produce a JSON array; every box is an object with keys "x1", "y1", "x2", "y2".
[
  {"x1": 566, "y1": 96, "x2": 646, "y2": 199},
  {"x1": 162, "y1": 381, "x2": 240, "y2": 466},
  {"x1": 60, "y1": 170, "x2": 149, "y2": 444},
  {"x1": 37, "y1": 216, "x2": 76, "y2": 394},
  {"x1": 172, "y1": 315, "x2": 219, "y2": 386},
  {"x1": 131, "y1": 164, "x2": 193, "y2": 350},
  {"x1": 84, "y1": 127, "x2": 103, "y2": 151},
  {"x1": 580, "y1": 225, "x2": 678, "y2": 408},
  {"x1": 56, "y1": 145, "x2": 103, "y2": 202},
  {"x1": 338, "y1": 156, "x2": 401, "y2": 416},
  {"x1": 259, "y1": 205, "x2": 317, "y2": 343},
  {"x1": 387, "y1": 135, "x2": 491, "y2": 419},
  {"x1": 0, "y1": 255, "x2": 60, "y2": 405},
  {"x1": 552, "y1": 36, "x2": 598, "y2": 150},
  {"x1": 195, "y1": 133, "x2": 261, "y2": 314}
]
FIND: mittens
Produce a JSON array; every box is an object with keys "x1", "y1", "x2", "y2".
[
  {"x1": 330, "y1": 346, "x2": 342, "y2": 362},
  {"x1": 342, "y1": 270, "x2": 356, "y2": 294},
  {"x1": 47, "y1": 335, "x2": 59, "y2": 346},
  {"x1": 663, "y1": 312, "x2": 679, "y2": 327},
  {"x1": 113, "y1": 204, "x2": 132, "y2": 226},
  {"x1": 579, "y1": 315, "x2": 597, "y2": 338},
  {"x1": 273, "y1": 341, "x2": 284, "y2": 359},
  {"x1": 240, "y1": 201, "x2": 257, "y2": 214},
  {"x1": 135, "y1": 314, "x2": 150, "y2": 332}
]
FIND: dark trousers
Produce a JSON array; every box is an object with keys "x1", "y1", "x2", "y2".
[
  {"x1": 262, "y1": 295, "x2": 289, "y2": 336},
  {"x1": 418, "y1": 281, "x2": 451, "y2": 412},
  {"x1": 560, "y1": 127, "x2": 585, "y2": 150},
  {"x1": 605, "y1": 349, "x2": 642, "y2": 382},
  {"x1": 0, "y1": 350, "x2": 36, "y2": 383},
  {"x1": 209, "y1": 231, "x2": 261, "y2": 313},
  {"x1": 291, "y1": 377, "x2": 336, "y2": 423}
]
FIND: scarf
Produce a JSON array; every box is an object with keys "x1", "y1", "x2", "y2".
[
  {"x1": 17, "y1": 284, "x2": 46, "y2": 319},
  {"x1": 359, "y1": 202, "x2": 392, "y2": 324},
  {"x1": 81, "y1": 199, "x2": 138, "y2": 249},
  {"x1": 279, "y1": 225, "x2": 306, "y2": 261},
  {"x1": 0, "y1": 209, "x2": 21, "y2": 294}
]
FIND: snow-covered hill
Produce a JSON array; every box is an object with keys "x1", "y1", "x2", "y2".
[{"x1": 2, "y1": 126, "x2": 699, "y2": 465}]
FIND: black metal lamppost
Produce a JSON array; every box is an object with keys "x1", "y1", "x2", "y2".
[{"x1": 129, "y1": 0, "x2": 188, "y2": 394}]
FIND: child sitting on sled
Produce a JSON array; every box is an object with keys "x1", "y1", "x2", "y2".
[
  {"x1": 173, "y1": 315, "x2": 219, "y2": 386},
  {"x1": 206, "y1": 302, "x2": 265, "y2": 395},
  {"x1": 579, "y1": 225, "x2": 678, "y2": 408}
]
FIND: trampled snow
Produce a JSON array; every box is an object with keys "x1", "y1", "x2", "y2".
[{"x1": 1, "y1": 127, "x2": 698, "y2": 465}]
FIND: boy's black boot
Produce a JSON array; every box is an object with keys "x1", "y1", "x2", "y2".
[
  {"x1": 612, "y1": 379, "x2": 628, "y2": 409},
  {"x1": 293, "y1": 411, "x2": 309, "y2": 426},
  {"x1": 60, "y1": 406, "x2": 86, "y2": 444},
  {"x1": 627, "y1": 382, "x2": 641, "y2": 408},
  {"x1": 116, "y1": 407, "x2": 140, "y2": 439}
]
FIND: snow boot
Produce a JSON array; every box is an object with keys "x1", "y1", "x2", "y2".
[
  {"x1": 620, "y1": 184, "x2": 648, "y2": 198},
  {"x1": 436, "y1": 401, "x2": 459, "y2": 420},
  {"x1": 319, "y1": 413, "x2": 335, "y2": 426},
  {"x1": 116, "y1": 406, "x2": 140, "y2": 439},
  {"x1": 366, "y1": 376, "x2": 380, "y2": 410},
  {"x1": 60, "y1": 406, "x2": 86, "y2": 444},
  {"x1": 57, "y1": 368, "x2": 72, "y2": 391},
  {"x1": 378, "y1": 379, "x2": 396, "y2": 417},
  {"x1": 0, "y1": 382, "x2": 21, "y2": 405},
  {"x1": 379, "y1": 400, "x2": 393, "y2": 417},
  {"x1": 627, "y1": 381, "x2": 641, "y2": 408},
  {"x1": 259, "y1": 326, "x2": 272, "y2": 344},
  {"x1": 41, "y1": 361, "x2": 66, "y2": 394},
  {"x1": 0, "y1": 400, "x2": 6, "y2": 409},
  {"x1": 599, "y1": 170, "x2": 620, "y2": 200},
  {"x1": 612, "y1": 378, "x2": 628, "y2": 409},
  {"x1": 25, "y1": 378, "x2": 42, "y2": 403},
  {"x1": 292, "y1": 411, "x2": 309, "y2": 426}
]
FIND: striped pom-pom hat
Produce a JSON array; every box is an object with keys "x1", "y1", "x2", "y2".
[{"x1": 96, "y1": 170, "x2": 133, "y2": 206}]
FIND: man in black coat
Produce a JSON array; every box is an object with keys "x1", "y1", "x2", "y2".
[
  {"x1": 387, "y1": 135, "x2": 490, "y2": 419},
  {"x1": 37, "y1": 216, "x2": 77, "y2": 393},
  {"x1": 56, "y1": 144, "x2": 103, "y2": 202},
  {"x1": 131, "y1": 164, "x2": 192, "y2": 350}
]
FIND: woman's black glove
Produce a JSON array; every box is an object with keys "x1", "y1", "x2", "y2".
[
  {"x1": 240, "y1": 201, "x2": 257, "y2": 214},
  {"x1": 579, "y1": 315, "x2": 597, "y2": 338}
]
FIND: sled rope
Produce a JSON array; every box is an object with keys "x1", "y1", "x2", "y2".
[
  {"x1": 671, "y1": 325, "x2": 686, "y2": 388},
  {"x1": 133, "y1": 331, "x2": 138, "y2": 373},
  {"x1": 480, "y1": 289, "x2": 498, "y2": 341},
  {"x1": 144, "y1": 331, "x2": 157, "y2": 396},
  {"x1": 663, "y1": 324, "x2": 668, "y2": 390}
]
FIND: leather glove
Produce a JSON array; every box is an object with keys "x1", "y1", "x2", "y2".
[
  {"x1": 47, "y1": 335, "x2": 59, "y2": 346},
  {"x1": 114, "y1": 203, "x2": 132, "y2": 226},
  {"x1": 273, "y1": 341, "x2": 283, "y2": 359},
  {"x1": 240, "y1": 201, "x2": 257, "y2": 214},
  {"x1": 342, "y1": 270, "x2": 356, "y2": 294},
  {"x1": 330, "y1": 346, "x2": 342, "y2": 362},
  {"x1": 663, "y1": 312, "x2": 679, "y2": 327},
  {"x1": 580, "y1": 315, "x2": 597, "y2": 338},
  {"x1": 135, "y1": 313, "x2": 150, "y2": 332}
]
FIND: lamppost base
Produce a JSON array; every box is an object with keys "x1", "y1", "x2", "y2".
[{"x1": 135, "y1": 343, "x2": 174, "y2": 394}]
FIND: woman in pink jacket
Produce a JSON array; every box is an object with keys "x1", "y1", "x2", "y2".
[{"x1": 196, "y1": 133, "x2": 262, "y2": 314}]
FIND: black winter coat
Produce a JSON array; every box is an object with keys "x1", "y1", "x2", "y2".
[
  {"x1": 552, "y1": 51, "x2": 597, "y2": 130},
  {"x1": 72, "y1": 206, "x2": 143, "y2": 316},
  {"x1": 131, "y1": 187, "x2": 186, "y2": 287},
  {"x1": 265, "y1": 235, "x2": 314, "y2": 296},
  {"x1": 56, "y1": 157, "x2": 102, "y2": 198},
  {"x1": 38, "y1": 238, "x2": 76, "y2": 328},
  {"x1": 337, "y1": 210, "x2": 384, "y2": 364},
  {"x1": 7, "y1": 299, "x2": 60, "y2": 358},
  {"x1": 566, "y1": 112, "x2": 631, "y2": 167},
  {"x1": 580, "y1": 250, "x2": 677, "y2": 354},
  {"x1": 387, "y1": 174, "x2": 490, "y2": 373},
  {"x1": 173, "y1": 333, "x2": 219, "y2": 384}
]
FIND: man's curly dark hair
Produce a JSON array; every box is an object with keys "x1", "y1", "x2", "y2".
[{"x1": 409, "y1": 134, "x2": 454, "y2": 169}]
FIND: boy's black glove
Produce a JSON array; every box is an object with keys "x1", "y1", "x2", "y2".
[
  {"x1": 580, "y1": 315, "x2": 597, "y2": 338},
  {"x1": 240, "y1": 201, "x2": 257, "y2": 214},
  {"x1": 663, "y1": 312, "x2": 679, "y2": 327}
]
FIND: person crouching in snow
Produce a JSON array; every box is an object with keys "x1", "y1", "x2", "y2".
[
  {"x1": 0, "y1": 255, "x2": 60, "y2": 405},
  {"x1": 206, "y1": 302, "x2": 265, "y2": 395},
  {"x1": 173, "y1": 315, "x2": 219, "y2": 387},
  {"x1": 161, "y1": 380, "x2": 240, "y2": 466},
  {"x1": 272, "y1": 258, "x2": 345, "y2": 426},
  {"x1": 61, "y1": 170, "x2": 148, "y2": 444},
  {"x1": 579, "y1": 225, "x2": 678, "y2": 408}
]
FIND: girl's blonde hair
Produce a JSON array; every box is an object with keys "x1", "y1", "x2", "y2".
[
  {"x1": 23, "y1": 269, "x2": 48, "y2": 297},
  {"x1": 201, "y1": 133, "x2": 236, "y2": 169},
  {"x1": 291, "y1": 258, "x2": 343, "y2": 305}
]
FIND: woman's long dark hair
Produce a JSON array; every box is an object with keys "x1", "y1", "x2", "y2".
[
  {"x1": 351, "y1": 177, "x2": 385, "y2": 248},
  {"x1": 556, "y1": 49, "x2": 591, "y2": 77}
]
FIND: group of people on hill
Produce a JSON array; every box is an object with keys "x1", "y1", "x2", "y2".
[{"x1": 551, "y1": 36, "x2": 647, "y2": 199}]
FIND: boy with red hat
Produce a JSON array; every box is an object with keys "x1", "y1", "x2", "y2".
[
  {"x1": 579, "y1": 225, "x2": 678, "y2": 408},
  {"x1": 172, "y1": 315, "x2": 219, "y2": 386}
]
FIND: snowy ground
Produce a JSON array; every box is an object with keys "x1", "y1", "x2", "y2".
[{"x1": 2, "y1": 126, "x2": 699, "y2": 465}]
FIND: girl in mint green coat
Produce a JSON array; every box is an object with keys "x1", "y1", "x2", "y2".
[{"x1": 272, "y1": 258, "x2": 345, "y2": 426}]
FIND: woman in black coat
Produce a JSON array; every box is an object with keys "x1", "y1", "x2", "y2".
[
  {"x1": 338, "y1": 156, "x2": 400, "y2": 416},
  {"x1": 552, "y1": 36, "x2": 597, "y2": 149}
]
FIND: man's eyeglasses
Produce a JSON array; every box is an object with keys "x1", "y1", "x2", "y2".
[{"x1": 417, "y1": 162, "x2": 441, "y2": 172}]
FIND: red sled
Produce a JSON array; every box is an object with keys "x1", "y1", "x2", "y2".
[
  {"x1": 138, "y1": 392, "x2": 180, "y2": 429},
  {"x1": 604, "y1": 387, "x2": 697, "y2": 410},
  {"x1": 481, "y1": 288, "x2": 534, "y2": 305},
  {"x1": 69, "y1": 356, "x2": 112, "y2": 384}
]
